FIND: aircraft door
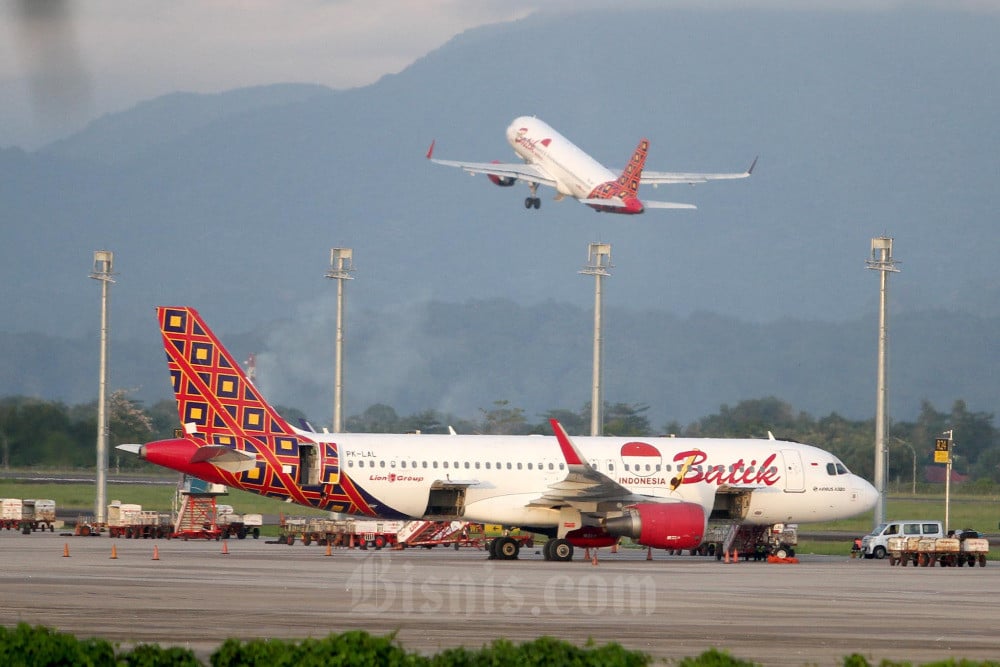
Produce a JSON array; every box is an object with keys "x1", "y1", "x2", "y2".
[{"x1": 780, "y1": 450, "x2": 805, "y2": 492}]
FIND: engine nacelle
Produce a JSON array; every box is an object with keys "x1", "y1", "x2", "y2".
[
  {"x1": 565, "y1": 526, "x2": 618, "y2": 549},
  {"x1": 603, "y1": 502, "x2": 705, "y2": 550},
  {"x1": 488, "y1": 160, "x2": 517, "y2": 187}
]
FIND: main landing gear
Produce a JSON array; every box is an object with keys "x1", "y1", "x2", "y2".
[
  {"x1": 524, "y1": 182, "x2": 541, "y2": 209},
  {"x1": 488, "y1": 536, "x2": 521, "y2": 560},
  {"x1": 543, "y1": 538, "x2": 573, "y2": 562}
]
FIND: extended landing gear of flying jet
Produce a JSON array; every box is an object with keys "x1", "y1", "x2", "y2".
[
  {"x1": 489, "y1": 536, "x2": 521, "y2": 560},
  {"x1": 542, "y1": 538, "x2": 574, "y2": 562},
  {"x1": 523, "y1": 182, "x2": 541, "y2": 209}
]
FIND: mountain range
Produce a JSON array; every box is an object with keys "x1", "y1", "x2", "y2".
[{"x1": 1, "y1": 7, "x2": 997, "y2": 428}]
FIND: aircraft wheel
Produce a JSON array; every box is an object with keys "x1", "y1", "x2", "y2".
[
  {"x1": 496, "y1": 536, "x2": 520, "y2": 560},
  {"x1": 542, "y1": 539, "x2": 554, "y2": 561},
  {"x1": 550, "y1": 538, "x2": 573, "y2": 562},
  {"x1": 532, "y1": 197, "x2": 541, "y2": 209},
  {"x1": 524, "y1": 197, "x2": 533, "y2": 209}
]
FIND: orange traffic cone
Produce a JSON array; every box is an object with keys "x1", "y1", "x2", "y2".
[
  {"x1": 152, "y1": 545, "x2": 160, "y2": 560},
  {"x1": 732, "y1": 549, "x2": 739, "y2": 563},
  {"x1": 724, "y1": 549, "x2": 730, "y2": 563},
  {"x1": 584, "y1": 547, "x2": 591, "y2": 561},
  {"x1": 591, "y1": 550, "x2": 599, "y2": 566},
  {"x1": 62, "y1": 543, "x2": 70, "y2": 558},
  {"x1": 325, "y1": 541, "x2": 333, "y2": 557},
  {"x1": 221, "y1": 541, "x2": 229, "y2": 555},
  {"x1": 110, "y1": 544, "x2": 118, "y2": 559}
]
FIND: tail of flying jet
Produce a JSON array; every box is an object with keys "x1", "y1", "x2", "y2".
[
  {"x1": 582, "y1": 139, "x2": 696, "y2": 213},
  {"x1": 119, "y1": 306, "x2": 383, "y2": 515},
  {"x1": 618, "y1": 138, "x2": 650, "y2": 196}
]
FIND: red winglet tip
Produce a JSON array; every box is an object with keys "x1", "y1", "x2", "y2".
[
  {"x1": 549, "y1": 418, "x2": 584, "y2": 466},
  {"x1": 425, "y1": 139, "x2": 435, "y2": 159}
]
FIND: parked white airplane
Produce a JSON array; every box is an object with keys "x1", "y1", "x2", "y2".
[
  {"x1": 120, "y1": 307, "x2": 876, "y2": 562},
  {"x1": 427, "y1": 116, "x2": 756, "y2": 214}
]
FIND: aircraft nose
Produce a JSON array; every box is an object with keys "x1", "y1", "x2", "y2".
[
  {"x1": 854, "y1": 476, "x2": 879, "y2": 512},
  {"x1": 505, "y1": 121, "x2": 518, "y2": 144}
]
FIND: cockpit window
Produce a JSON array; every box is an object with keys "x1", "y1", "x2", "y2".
[{"x1": 827, "y1": 461, "x2": 851, "y2": 475}]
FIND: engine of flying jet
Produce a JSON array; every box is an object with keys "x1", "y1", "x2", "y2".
[
  {"x1": 603, "y1": 501, "x2": 705, "y2": 550},
  {"x1": 487, "y1": 160, "x2": 516, "y2": 187}
]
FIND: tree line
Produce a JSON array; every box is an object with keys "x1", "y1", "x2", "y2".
[{"x1": 1, "y1": 393, "x2": 997, "y2": 487}]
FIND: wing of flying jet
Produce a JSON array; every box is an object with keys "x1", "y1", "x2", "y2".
[
  {"x1": 425, "y1": 141, "x2": 557, "y2": 187},
  {"x1": 638, "y1": 156, "x2": 758, "y2": 185},
  {"x1": 428, "y1": 158, "x2": 557, "y2": 187}
]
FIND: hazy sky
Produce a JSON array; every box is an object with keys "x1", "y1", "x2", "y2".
[
  {"x1": 3, "y1": 0, "x2": 996, "y2": 149},
  {"x1": 0, "y1": 0, "x2": 538, "y2": 148}
]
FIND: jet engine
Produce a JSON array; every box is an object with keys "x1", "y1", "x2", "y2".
[
  {"x1": 488, "y1": 160, "x2": 516, "y2": 186},
  {"x1": 603, "y1": 502, "x2": 705, "y2": 550}
]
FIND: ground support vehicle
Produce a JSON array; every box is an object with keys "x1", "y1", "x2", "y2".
[
  {"x1": 887, "y1": 534, "x2": 989, "y2": 567},
  {"x1": 73, "y1": 516, "x2": 106, "y2": 536},
  {"x1": 107, "y1": 501, "x2": 171, "y2": 539},
  {"x1": 216, "y1": 504, "x2": 262, "y2": 540},
  {"x1": 278, "y1": 517, "x2": 405, "y2": 548},
  {"x1": 861, "y1": 520, "x2": 944, "y2": 559},
  {"x1": 172, "y1": 493, "x2": 222, "y2": 540},
  {"x1": 695, "y1": 522, "x2": 797, "y2": 561},
  {"x1": 1, "y1": 499, "x2": 57, "y2": 534},
  {"x1": 396, "y1": 520, "x2": 482, "y2": 549}
]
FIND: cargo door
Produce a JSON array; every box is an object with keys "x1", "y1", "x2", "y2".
[{"x1": 780, "y1": 449, "x2": 805, "y2": 492}]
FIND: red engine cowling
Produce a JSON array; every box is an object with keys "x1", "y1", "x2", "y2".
[
  {"x1": 488, "y1": 160, "x2": 517, "y2": 187},
  {"x1": 565, "y1": 526, "x2": 618, "y2": 549},
  {"x1": 603, "y1": 502, "x2": 705, "y2": 550}
]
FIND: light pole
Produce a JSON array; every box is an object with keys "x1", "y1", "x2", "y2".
[
  {"x1": 90, "y1": 250, "x2": 115, "y2": 524},
  {"x1": 866, "y1": 236, "x2": 899, "y2": 529},
  {"x1": 580, "y1": 243, "x2": 612, "y2": 436},
  {"x1": 325, "y1": 248, "x2": 354, "y2": 433}
]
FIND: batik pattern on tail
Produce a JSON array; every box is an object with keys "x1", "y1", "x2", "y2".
[{"x1": 158, "y1": 306, "x2": 384, "y2": 516}]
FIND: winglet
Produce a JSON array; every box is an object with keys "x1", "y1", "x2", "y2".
[
  {"x1": 425, "y1": 140, "x2": 435, "y2": 160},
  {"x1": 747, "y1": 155, "x2": 758, "y2": 176},
  {"x1": 550, "y1": 418, "x2": 586, "y2": 466}
]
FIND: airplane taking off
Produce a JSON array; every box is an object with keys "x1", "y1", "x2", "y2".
[
  {"x1": 427, "y1": 116, "x2": 756, "y2": 214},
  {"x1": 120, "y1": 306, "x2": 876, "y2": 562}
]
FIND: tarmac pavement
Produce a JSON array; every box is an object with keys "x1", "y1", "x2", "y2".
[{"x1": 2, "y1": 532, "x2": 998, "y2": 666}]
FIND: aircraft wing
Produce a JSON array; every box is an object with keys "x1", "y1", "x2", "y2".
[
  {"x1": 426, "y1": 141, "x2": 557, "y2": 187},
  {"x1": 527, "y1": 420, "x2": 692, "y2": 510},
  {"x1": 638, "y1": 156, "x2": 758, "y2": 185},
  {"x1": 429, "y1": 157, "x2": 557, "y2": 187}
]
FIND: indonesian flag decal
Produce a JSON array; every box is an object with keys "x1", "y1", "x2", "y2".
[{"x1": 621, "y1": 441, "x2": 662, "y2": 477}]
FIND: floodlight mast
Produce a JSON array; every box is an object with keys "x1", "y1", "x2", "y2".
[
  {"x1": 865, "y1": 237, "x2": 899, "y2": 530},
  {"x1": 325, "y1": 248, "x2": 354, "y2": 433},
  {"x1": 580, "y1": 243, "x2": 612, "y2": 437},
  {"x1": 90, "y1": 250, "x2": 115, "y2": 524}
]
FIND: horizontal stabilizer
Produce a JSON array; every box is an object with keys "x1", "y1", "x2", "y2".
[
  {"x1": 579, "y1": 197, "x2": 628, "y2": 208},
  {"x1": 189, "y1": 445, "x2": 258, "y2": 473},
  {"x1": 643, "y1": 200, "x2": 697, "y2": 210}
]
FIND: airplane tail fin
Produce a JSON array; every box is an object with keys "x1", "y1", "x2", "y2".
[
  {"x1": 157, "y1": 306, "x2": 298, "y2": 448},
  {"x1": 617, "y1": 138, "x2": 650, "y2": 196}
]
